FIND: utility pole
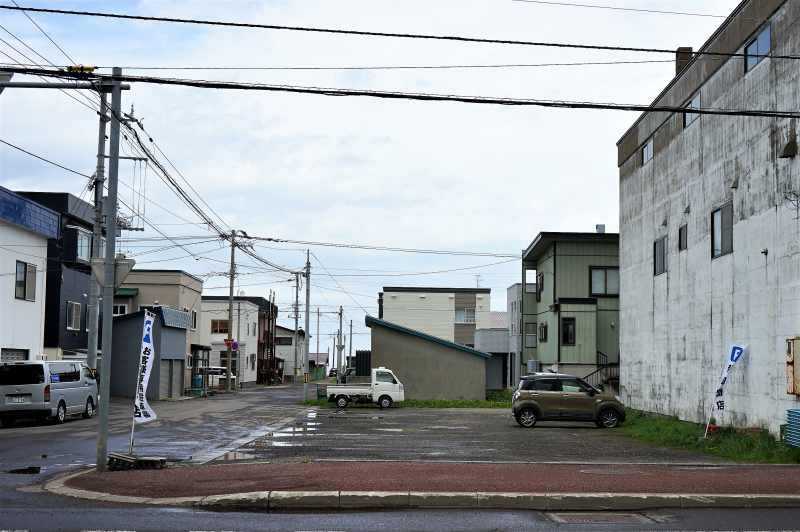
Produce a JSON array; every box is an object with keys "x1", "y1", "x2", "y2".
[
  {"x1": 96, "y1": 68, "x2": 123, "y2": 472},
  {"x1": 236, "y1": 300, "x2": 241, "y2": 387},
  {"x1": 293, "y1": 272, "x2": 300, "y2": 382},
  {"x1": 316, "y1": 307, "x2": 320, "y2": 365},
  {"x1": 337, "y1": 305, "x2": 343, "y2": 383},
  {"x1": 86, "y1": 91, "x2": 107, "y2": 371},
  {"x1": 303, "y1": 251, "x2": 310, "y2": 399},
  {"x1": 349, "y1": 318, "x2": 353, "y2": 369},
  {"x1": 226, "y1": 230, "x2": 236, "y2": 392}
]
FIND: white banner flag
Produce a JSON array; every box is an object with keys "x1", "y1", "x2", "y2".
[
  {"x1": 712, "y1": 344, "x2": 748, "y2": 413},
  {"x1": 133, "y1": 311, "x2": 157, "y2": 424}
]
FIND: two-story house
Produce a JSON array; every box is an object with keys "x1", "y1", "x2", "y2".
[
  {"x1": 0, "y1": 187, "x2": 59, "y2": 361},
  {"x1": 521, "y1": 230, "x2": 620, "y2": 382},
  {"x1": 17, "y1": 192, "x2": 99, "y2": 361},
  {"x1": 275, "y1": 324, "x2": 306, "y2": 382},
  {"x1": 378, "y1": 286, "x2": 492, "y2": 347},
  {"x1": 200, "y1": 296, "x2": 264, "y2": 387}
]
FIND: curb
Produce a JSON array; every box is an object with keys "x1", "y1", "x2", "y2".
[{"x1": 42, "y1": 470, "x2": 800, "y2": 511}]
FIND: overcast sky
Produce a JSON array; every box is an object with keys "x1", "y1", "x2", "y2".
[{"x1": 0, "y1": 0, "x2": 740, "y2": 353}]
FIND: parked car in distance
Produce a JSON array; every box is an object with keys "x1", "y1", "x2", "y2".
[
  {"x1": 328, "y1": 368, "x2": 338, "y2": 378},
  {"x1": 511, "y1": 372, "x2": 625, "y2": 429},
  {"x1": 0, "y1": 361, "x2": 98, "y2": 427},
  {"x1": 327, "y1": 367, "x2": 404, "y2": 409}
]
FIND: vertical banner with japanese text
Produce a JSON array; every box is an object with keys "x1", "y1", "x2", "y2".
[
  {"x1": 133, "y1": 310, "x2": 157, "y2": 424},
  {"x1": 705, "y1": 344, "x2": 748, "y2": 437}
]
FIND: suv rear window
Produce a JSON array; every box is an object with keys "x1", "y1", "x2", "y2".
[
  {"x1": 0, "y1": 364, "x2": 45, "y2": 385},
  {"x1": 520, "y1": 378, "x2": 560, "y2": 391}
]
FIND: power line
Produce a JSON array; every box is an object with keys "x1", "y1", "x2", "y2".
[
  {"x1": 319, "y1": 258, "x2": 518, "y2": 277},
  {"x1": 252, "y1": 236, "x2": 516, "y2": 258},
  {"x1": 510, "y1": 0, "x2": 725, "y2": 18},
  {"x1": 0, "y1": 4, "x2": 793, "y2": 61},
  {"x1": 0, "y1": 138, "x2": 92, "y2": 177},
  {"x1": 9, "y1": 0, "x2": 78, "y2": 64},
  {"x1": 7, "y1": 67, "x2": 799, "y2": 119}
]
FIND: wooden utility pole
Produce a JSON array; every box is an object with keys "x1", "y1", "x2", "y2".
[{"x1": 226, "y1": 230, "x2": 236, "y2": 392}]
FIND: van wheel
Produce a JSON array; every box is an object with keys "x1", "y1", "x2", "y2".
[
  {"x1": 378, "y1": 395, "x2": 393, "y2": 409},
  {"x1": 54, "y1": 401, "x2": 67, "y2": 424},
  {"x1": 82, "y1": 397, "x2": 95, "y2": 419},
  {"x1": 335, "y1": 396, "x2": 348, "y2": 408},
  {"x1": 596, "y1": 408, "x2": 620, "y2": 428},
  {"x1": 0, "y1": 417, "x2": 14, "y2": 428},
  {"x1": 515, "y1": 408, "x2": 537, "y2": 428}
]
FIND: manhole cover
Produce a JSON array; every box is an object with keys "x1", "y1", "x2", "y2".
[{"x1": 547, "y1": 512, "x2": 654, "y2": 524}]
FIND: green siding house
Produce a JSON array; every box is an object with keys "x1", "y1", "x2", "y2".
[{"x1": 521, "y1": 232, "x2": 619, "y2": 382}]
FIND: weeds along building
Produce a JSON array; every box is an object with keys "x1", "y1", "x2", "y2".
[{"x1": 617, "y1": 0, "x2": 800, "y2": 434}]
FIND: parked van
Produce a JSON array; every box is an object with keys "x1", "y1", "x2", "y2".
[{"x1": 0, "y1": 361, "x2": 98, "y2": 427}]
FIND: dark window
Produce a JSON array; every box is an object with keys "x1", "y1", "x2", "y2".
[
  {"x1": 642, "y1": 138, "x2": 654, "y2": 164},
  {"x1": 191, "y1": 310, "x2": 198, "y2": 330},
  {"x1": 712, "y1": 203, "x2": 734, "y2": 258},
  {"x1": 536, "y1": 272, "x2": 544, "y2": 302},
  {"x1": 561, "y1": 317, "x2": 576, "y2": 346},
  {"x1": 654, "y1": 236, "x2": 668, "y2": 276},
  {"x1": 66, "y1": 301, "x2": 81, "y2": 331},
  {"x1": 532, "y1": 378, "x2": 560, "y2": 391},
  {"x1": 524, "y1": 322, "x2": 537, "y2": 348},
  {"x1": 112, "y1": 304, "x2": 128, "y2": 316},
  {"x1": 538, "y1": 322, "x2": 548, "y2": 343},
  {"x1": 745, "y1": 24, "x2": 771, "y2": 72},
  {"x1": 275, "y1": 337, "x2": 293, "y2": 346},
  {"x1": 0, "y1": 363, "x2": 44, "y2": 385},
  {"x1": 15, "y1": 261, "x2": 36, "y2": 301},
  {"x1": 211, "y1": 319, "x2": 229, "y2": 334},
  {"x1": 376, "y1": 371, "x2": 396, "y2": 384},
  {"x1": 684, "y1": 93, "x2": 701, "y2": 127},
  {"x1": 678, "y1": 225, "x2": 688, "y2": 251},
  {"x1": 590, "y1": 267, "x2": 619, "y2": 296},
  {"x1": 49, "y1": 362, "x2": 80, "y2": 383}
]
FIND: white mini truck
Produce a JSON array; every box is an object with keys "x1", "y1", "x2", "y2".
[{"x1": 327, "y1": 367, "x2": 404, "y2": 409}]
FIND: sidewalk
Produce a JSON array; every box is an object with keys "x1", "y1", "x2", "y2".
[{"x1": 46, "y1": 460, "x2": 800, "y2": 511}]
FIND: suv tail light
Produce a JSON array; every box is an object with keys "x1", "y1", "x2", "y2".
[{"x1": 43, "y1": 385, "x2": 50, "y2": 402}]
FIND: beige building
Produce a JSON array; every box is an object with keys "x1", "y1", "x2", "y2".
[{"x1": 378, "y1": 287, "x2": 491, "y2": 347}]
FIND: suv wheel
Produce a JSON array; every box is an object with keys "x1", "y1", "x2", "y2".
[
  {"x1": 596, "y1": 408, "x2": 620, "y2": 428},
  {"x1": 82, "y1": 397, "x2": 95, "y2": 419},
  {"x1": 54, "y1": 401, "x2": 67, "y2": 424},
  {"x1": 515, "y1": 408, "x2": 537, "y2": 428}
]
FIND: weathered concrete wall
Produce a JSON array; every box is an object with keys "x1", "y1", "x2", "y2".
[
  {"x1": 371, "y1": 326, "x2": 486, "y2": 401},
  {"x1": 619, "y1": 0, "x2": 800, "y2": 434}
]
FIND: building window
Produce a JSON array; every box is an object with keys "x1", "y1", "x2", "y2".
[
  {"x1": 654, "y1": 236, "x2": 668, "y2": 276},
  {"x1": 561, "y1": 318, "x2": 576, "y2": 346},
  {"x1": 536, "y1": 272, "x2": 544, "y2": 302},
  {"x1": 538, "y1": 322, "x2": 548, "y2": 343},
  {"x1": 15, "y1": 261, "x2": 36, "y2": 301},
  {"x1": 76, "y1": 229, "x2": 91, "y2": 262},
  {"x1": 745, "y1": 24, "x2": 771, "y2": 72},
  {"x1": 455, "y1": 307, "x2": 476, "y2": 324},
  {"x1": 590, "y1": 267, "x2": 619, "y2": 296},
  {"x1": 525, "y1": 323, "x2": 537, "y2": 348},
  {"x1": 252, "y1": 322, "x2": 257, "y2": 336},
  {"x1": 112, "y1": 304, "x2": 128, "y2": 316},
  {"x1": 712, "y1": 202, "x2": 734, "y2": 258},
  {"x1": 211, "y1": 319, "x2": 229, "y2": 334},
  {"x1": 276, "y1": 337, "x2": 293, "y2": 346},
  {"x1": 642, "y1": 138, "x2": 654, "y2": 164},
  {"x1": 0, "y1": 348, "x2": 29, "y2": 361},
  {"x1": 66, "y1": 301, "x2": 81, "y2": 331},
  {"x1": 678, "y1": 224, "x2": 688, "y2": 251},
  {"x1": 684, "y1": 92, "x2": 701, "y2": 127},
  {"x1": 191, "y1": 310, "x2": 198, "y2": 330}
]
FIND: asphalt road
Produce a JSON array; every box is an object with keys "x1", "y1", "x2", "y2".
[{"x1": 222, "y1": 406, "x2": 721, "y2": 464}]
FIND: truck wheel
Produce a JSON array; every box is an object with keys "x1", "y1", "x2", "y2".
[
  {"x1": 378, "y1": 395, "x2": 393, "y2": 409},
  {"x1": 335, "y1": 396, "x2": 348, "y2": 408}
]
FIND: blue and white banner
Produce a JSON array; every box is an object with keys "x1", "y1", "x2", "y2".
[
  {"x1": 133, "y1": 311, "x2": 157, "y2": 424},
  {"x1": 712, "y1": 344, "x2": 748, "y2": 412}
]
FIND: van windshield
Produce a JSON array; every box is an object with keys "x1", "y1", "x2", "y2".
[{"x1": 0, "y1": 364, "x2": 45, "y2": 385}]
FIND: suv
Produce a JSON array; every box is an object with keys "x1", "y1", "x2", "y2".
[{"x1": 511, "y1": 373, "x2": 625, "y2": 429}]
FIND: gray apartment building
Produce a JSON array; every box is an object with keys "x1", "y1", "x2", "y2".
[{"x1": 617, "y1": 0, "x2": 800, "y2": 434}]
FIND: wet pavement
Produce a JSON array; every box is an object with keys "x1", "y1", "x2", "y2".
[{"x1": 218, "y1": 406, "x2": 723, "y2": 464}]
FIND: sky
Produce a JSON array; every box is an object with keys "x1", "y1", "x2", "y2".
[{"x1": 0, "y1": 0, "x2": 741, "y2": 354}]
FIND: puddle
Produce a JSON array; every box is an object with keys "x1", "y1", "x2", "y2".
[
  {"x1": 425, "y1": 426, "x2": 469, "y2": 430},
  {"x1": 219, "y1": 452, "x2": 256, "y2": 461},
  {"x1": 6, "y1": 466, "x2": 41, "y2": 474},
  {"x1": 374, "y1": 428, "x2": 403, "y2": 432},
  {"x1": 271, "y1": 441, "x2": 301, "y2": 447}
]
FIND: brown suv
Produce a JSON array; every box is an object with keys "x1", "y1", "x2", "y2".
[{"x1": 511, "y1": 373, "x2": 625, "y2": 428}]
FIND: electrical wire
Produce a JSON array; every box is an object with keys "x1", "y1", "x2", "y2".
[
  {"x1": 0, "y1": 138, "x2": 92, "y2": 177},
  {"x1": 6, "y1": 67, "x2": 799, "y2": 119},
  {"x1": 0, "y1": 4, "x2": 788, "y2": 61},
  {"x1": 510, "y1": 0, "x2": 725, "y2": 18},
  {"x1": 252, "y1": 236, "x2": 519, "y2": 258},
  {"x1": 9, "y1": 0, "x2": 78, "y2": 64},
  {"x1": 311, "y1": 252, "x2": 370, "y2": 314}
]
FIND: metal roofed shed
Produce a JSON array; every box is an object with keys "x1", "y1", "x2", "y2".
[{"x1": 365, "y1": 315, "x2": 490, "y2": 401}]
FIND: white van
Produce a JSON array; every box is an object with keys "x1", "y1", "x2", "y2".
[{"x1": 0, "y1": 361, "x2": 98, "y2": 427}]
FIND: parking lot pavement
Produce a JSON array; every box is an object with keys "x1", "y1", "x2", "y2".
[
  {"x1": 221, "y1": 406, "x2": 722, "y2": 464},
  {"x1": 0, "y1": 385, "x2": 308, "y2": 476}
]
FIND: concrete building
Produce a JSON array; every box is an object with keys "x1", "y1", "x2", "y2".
[
  {"x1": 366, "y1": 316, "x2": 490, "y2": 400},
  {"x1": 113, "y1": 269, "x2": 205, "y2": 388},
  {"x1": 17, "y1": 192, "x2": 97, "y2": 361},
  {"x1": 109, "y1": 307, "x2": 191, "y2": 400},
  {"x1": 617, "y1": 0, "x2": 800, "y2": 434},
  {"x1": 521, "y1": 231, "x2": 620, "y2": 379},
  {"x1": 507, "y1": 282, "x2": 535, "y2": 387},
  {"x1": 378, "y1": 286, "x2": 492, "y2": 347},
  {"x1": 199, "y1": 297, "x2": 261, "y2": 387},
  {"x1": 0, "y1": 187, "x2": 58, "y2": 361},
  {"x1": 275, "y1": 324, "x2": 307, "y2": 381}
]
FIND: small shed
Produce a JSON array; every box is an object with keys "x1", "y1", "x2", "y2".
[
  {"x1": 366, "y1": 315, "x2": 490, "y2": 401},
  {"x1": 109, "y1": 307, "x2": 190, "y2": 400}
]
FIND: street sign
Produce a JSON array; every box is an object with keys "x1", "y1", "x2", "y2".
[{"x1": 91, "y1": 256, "x2": 136, "y2": 288}]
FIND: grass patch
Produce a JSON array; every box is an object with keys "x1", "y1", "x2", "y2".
[{"x1": 621, "y1": 410, "x2": 800, "y2": 464}]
